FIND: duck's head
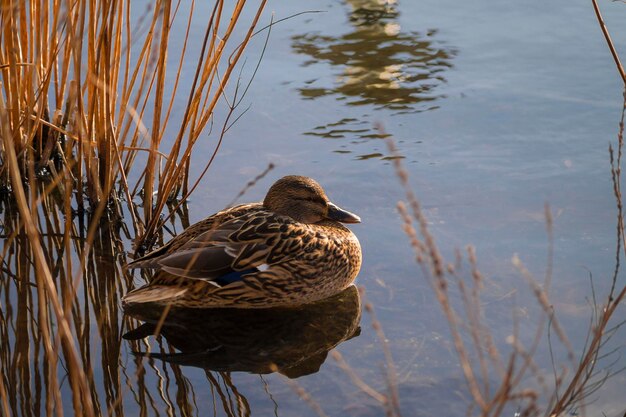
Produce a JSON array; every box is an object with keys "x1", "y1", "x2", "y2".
[{"x1": 264, "y1": 175, "x2": 361, "y2": 224}]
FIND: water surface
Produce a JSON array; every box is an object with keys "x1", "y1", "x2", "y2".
[{"x1": 4, "y1": 0, "x2": 626, "y2": 416}]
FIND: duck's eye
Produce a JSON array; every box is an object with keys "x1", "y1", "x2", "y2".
[{"x1": 304, "y1": 196, "x2": 326, "y2": 205}]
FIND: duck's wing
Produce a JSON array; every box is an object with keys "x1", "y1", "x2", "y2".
[
  {"x1": 126, "y1": 203, "x2": 260, "y2": 269},
  {"x1": 155, "y1": 210, "x2": 308, "y2": 280}
]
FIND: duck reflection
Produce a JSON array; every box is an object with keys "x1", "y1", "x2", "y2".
[
  {"x1": 123, "y1": 285, "x2": 361, "y2": 378},
  {"x1": 293, "y1": 0, "x2": 455, "y2": 114}
]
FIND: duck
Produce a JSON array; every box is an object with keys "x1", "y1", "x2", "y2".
[{"x1": 123, "y1": 175, "x2": 362, "y2": 308}]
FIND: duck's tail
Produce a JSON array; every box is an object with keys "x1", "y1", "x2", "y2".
[{"x1": 122, "y1": 285, "x2": 188, "y2": 307}]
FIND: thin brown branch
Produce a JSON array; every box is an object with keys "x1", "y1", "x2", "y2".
[{"x1": 592, "y1": 0, "x2": 626, "y2": 84}]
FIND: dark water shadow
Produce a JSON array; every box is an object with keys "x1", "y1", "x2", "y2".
[{"x1": 123, "y1": 285, "x2": 362, "y2": 379}]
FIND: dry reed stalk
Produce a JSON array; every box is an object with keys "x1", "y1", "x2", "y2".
[
  {"x1": 324, "y1": 285, "x2": 402, "y2": 417},
  {"x1": 388, "y1": 137, "x2": 511, "y2": 415},
  {"x1": 390, "y1": 146, "x2": 491, "y2": 413},
  {"x1": 548, "y1": 88, "x2": 626, "y2": 416},
  {"x1": 330, "y1": 350, "x2": 388, "y2": 406},
  {"x1": 138, "y1": 0, "x2": 268, "y2": 250},
  {"x1": 511, "y1": 255, "x2": 573, "y2": 362},
  {"x1": 591, "y1": 0, "x2": 626, "y2": 84},
  {"x1": 609, "y1": 88, "x2": 626, "y2": 300},
  {"x1": 277, "y1": 366, "x2": 331, "y2": 417},
  {"x1": 362, "y1": 301, "x2": 403, "y2": 417}
]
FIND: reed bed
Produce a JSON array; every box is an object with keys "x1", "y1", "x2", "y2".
[
  {"x1": 0, "y1": 1, "x2": 266, "y2": 416},
  {"x1": 1, "y1": 0, "x2": 267, "y2": 246}
]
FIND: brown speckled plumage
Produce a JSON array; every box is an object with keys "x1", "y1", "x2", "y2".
[{"x1": 123, "y1": 176, "x2": 362, "y2": 308}]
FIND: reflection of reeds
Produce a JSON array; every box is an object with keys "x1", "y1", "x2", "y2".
[
  {"x1": 0, "y1": 1, "x2": 266, "y2": 416},
  {"x1": 1, "y1": 189, "x2": 96, "y2": 416}
]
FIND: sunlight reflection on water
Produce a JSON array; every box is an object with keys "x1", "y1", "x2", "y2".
[{"x1": 292, "y1": 0, "x2": 455, "y2": 162}]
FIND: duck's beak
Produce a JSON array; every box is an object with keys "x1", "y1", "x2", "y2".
[{"x1": 327, "y1": 202, "x2": 361, "y2": 223}]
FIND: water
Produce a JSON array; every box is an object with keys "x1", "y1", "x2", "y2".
[{"x1": 3, "y1": 0, "x2": 626, "y2": 416}]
